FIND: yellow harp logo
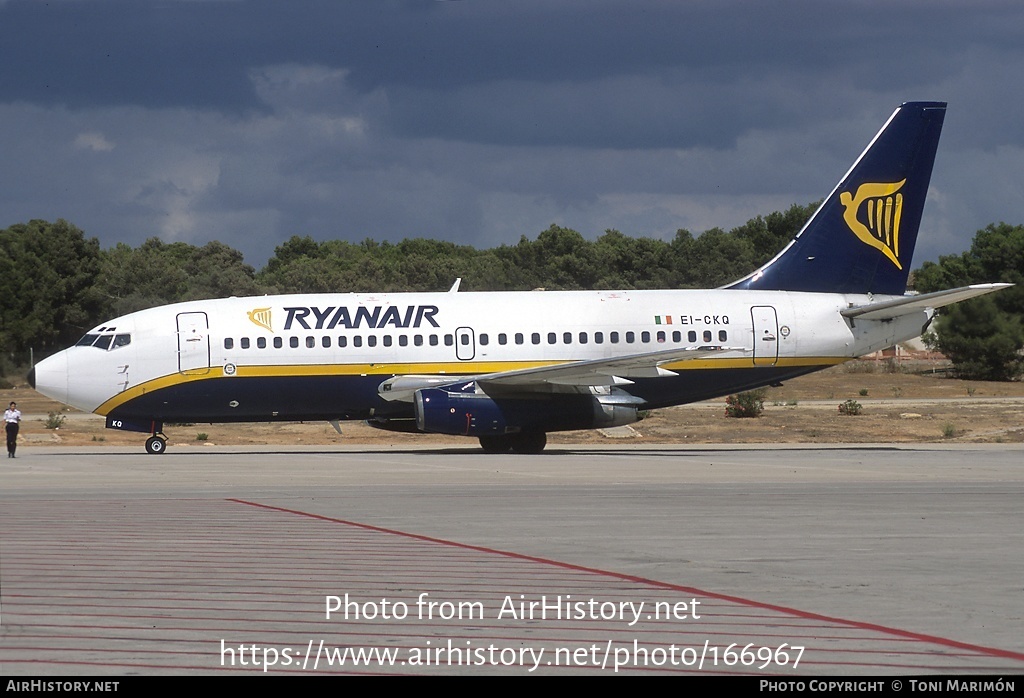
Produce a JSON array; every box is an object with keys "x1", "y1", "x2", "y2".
[
  {"x1": 839, "y1": 179, "x2": 906, "y2": 270},
  {"x1": 247, "y1": 307, "x2": 273, "y2": 332}
]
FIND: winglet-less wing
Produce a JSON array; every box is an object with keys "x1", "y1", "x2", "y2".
[
  {"x1": 476, "y1": 345, "x2": 748, "y2": 395},
  {"x1": 377, "y1": 345, "x2": 748, "y2": 402},
  {"x1": 841, "y1": 283, "x2": 1012, "y2": 321}
]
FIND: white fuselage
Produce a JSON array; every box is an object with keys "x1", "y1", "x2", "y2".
[{"x1": 32, "y1": 288, "x2": 930, "y2": 422}]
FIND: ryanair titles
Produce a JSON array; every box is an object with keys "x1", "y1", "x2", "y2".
[{"x1": 283, "y1": 305, "x2": 440, "y2": 331}]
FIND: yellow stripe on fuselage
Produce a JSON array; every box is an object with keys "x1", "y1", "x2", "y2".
[
  {"x1": 96, "y1": 366, "x2": 226, "y2": 416},
  {"x1": 95, "y1": 361, "x2": 561, "y2": 415},
  {"x1": 659, "y1": 356, "x2": 844, "y2": 370},
  {"x1": 94, "y1": 356, "x2": 848, "y2": 416}
]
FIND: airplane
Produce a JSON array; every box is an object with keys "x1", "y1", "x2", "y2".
[{"x1": 29, "y1": 101, "x2": 1010, "y2": 454}]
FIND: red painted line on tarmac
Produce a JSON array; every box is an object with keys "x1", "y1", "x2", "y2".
[
  {"x1": 5, "y1": 498, "x2": 1021, "y2": 675},
  {"x1": 230, "y1": 497, "x2": 1024, "y2": 663}
]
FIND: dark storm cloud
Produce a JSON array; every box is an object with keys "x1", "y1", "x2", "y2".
[
  {"x1": 5, "y1": 1, "x2": 1020, "y2": 148},
  {"x1": 2, "y1": 0, "x2": 1024, "y2": 267}
]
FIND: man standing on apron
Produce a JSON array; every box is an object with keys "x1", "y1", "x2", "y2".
[{"x1": 5, "y1": 401, "x2": 21, "y2": 458}]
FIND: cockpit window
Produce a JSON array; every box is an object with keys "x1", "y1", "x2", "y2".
[{"x1": 75, "y1": 332, "x2": 131, "y2": 350}]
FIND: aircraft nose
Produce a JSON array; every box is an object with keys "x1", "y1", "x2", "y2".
[{"x1": 30, "y1": 351, "x2": 69, "y2": 405}]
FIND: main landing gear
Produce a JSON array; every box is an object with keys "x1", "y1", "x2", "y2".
[
  {"x1": 478, "y1": 432, "x2": 547, "y2": 454},
  {"x1": 145, "y1": 434, "x2": 168, "y2": 455}
]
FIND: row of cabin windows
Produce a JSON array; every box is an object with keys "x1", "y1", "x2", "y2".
[
  {"x1": 484, "y1": 329, "x2": 727, "y2": 345},
  {"x1": 222, "y1": 329, "x2": 728, "y2": 351},
  {"x1": 224, "y1": 334, "x2": 454, "y2": 350}
]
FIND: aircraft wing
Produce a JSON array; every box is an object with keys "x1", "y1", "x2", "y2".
[
  {"x1": 377, "y1": 345, "x2": 747, "y2": 402},
  {"x1": 474, "y1": 345, "x2": 747, "y2": 395},
  {"x1": 841, "y1": 283, "x2": 1012, "y2": 321}
]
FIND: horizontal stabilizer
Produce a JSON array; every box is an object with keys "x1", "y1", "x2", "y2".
[{"x1": 841, "y1": 283, "x2": 1012, "y2": 321}]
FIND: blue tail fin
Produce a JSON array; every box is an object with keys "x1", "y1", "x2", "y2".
[{"x1": 729, "y1": 101, "x2": 946, "y2": 295}]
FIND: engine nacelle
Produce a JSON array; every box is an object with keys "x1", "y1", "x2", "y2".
[{"x1": 413, "y1": 388, "x2": 639, "y2": 436}]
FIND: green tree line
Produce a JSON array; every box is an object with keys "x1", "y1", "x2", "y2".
[
  {"x1": 2, "y1": 209, "x2": 1022, "y2": 380},
  {"x1": 914, "y1": 223, "x2": 1024, "y2": 381}
]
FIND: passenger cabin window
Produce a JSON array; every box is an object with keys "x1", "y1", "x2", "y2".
[
  {"x1": 479, "y1": 334, "x2": 489, "y2": 346},
  {"x1": 688, "y1": 331, "x2": 697, "y2": 343},
  {"x1": 547, "y1": 332, "x2": 556, "y2": 345},
  {"x1": 368, "y1": 336, "x2": 377, "y2": 347},
  {"x1": 499, "y1": 333, "x2": 508, "y2": 345},
  {"x1": 240, "y1": 337, "x2": 250, "y2": 349},
  {"x1": 641, "y1": 331, "x2": 651, "y2": 343},
  {"x1": 224, "y1": 338, "x2": 234, "y2": 350},
  {"x1": 444, "y1": 335, "x2": 453, "y2": 347},
  {"x1": 672, "y1": 331, "x2": 681, "y2": 342},
  {"x1": 610, "y1": 332, "x2": 620, "y2": 344},
  {"x1": 399, "y1": 335, "x2": 408, "y2": 347},
  {"x1": 257, "y1": 337, "x2": 267, "y2": 349},
  {"x1": 354, "y1": 336, "x2": 363, "y2": 347},
  {"x1": 274, "y1": 337, "x2": 283, "y2": 349},
  {"x1": 383, "y1": 336, "x2": 392, "y2": 347},
  {"x1": 290, "y1": 337, "x2": 299, "y2": 348},
  {"x1": 625, "y1": 332, "x2": 635, "y2": 344},
  {"x1": 531, "y1": 333, "x2": 540, "y2": 345},
  {"x1": 338, "y1": 336, "x2": 347, "y2": 348},
  {"x1": 719, "y1": 330, "x2": 728, "y2": 342},
  {"x1": 703, "y1": 330, "x2": 712, "y2": 342},
  {"x1": 322, "y1": 336, "x2": 331, "y2": 348}
]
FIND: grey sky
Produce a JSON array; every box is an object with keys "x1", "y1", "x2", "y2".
[{"x1": 2, "y1": 0, "x2": 1022, "y2": 269}]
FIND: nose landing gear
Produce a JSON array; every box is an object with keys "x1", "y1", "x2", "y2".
[{"x1": 105, "y1": 416, "x2": 169, "y2": 454}]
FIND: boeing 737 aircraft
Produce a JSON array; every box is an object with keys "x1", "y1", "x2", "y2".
[{"x1": 29, "y1": 102, "x2": 1009, "y2": 453}]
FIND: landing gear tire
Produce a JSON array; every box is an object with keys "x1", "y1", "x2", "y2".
[
  {"x1": 145, "y1": 436, "x2": 167, "y2": 455},
  {"x1": 479, "y1": 435, "x2": 512, "y2": 453},
  {"x1": 509, "y1": 432, "x2": 547, "y2": 454}
]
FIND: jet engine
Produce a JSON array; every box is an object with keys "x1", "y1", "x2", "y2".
[{"x1": 412, "y1": 387, "x2": 639, "y2": 436}]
